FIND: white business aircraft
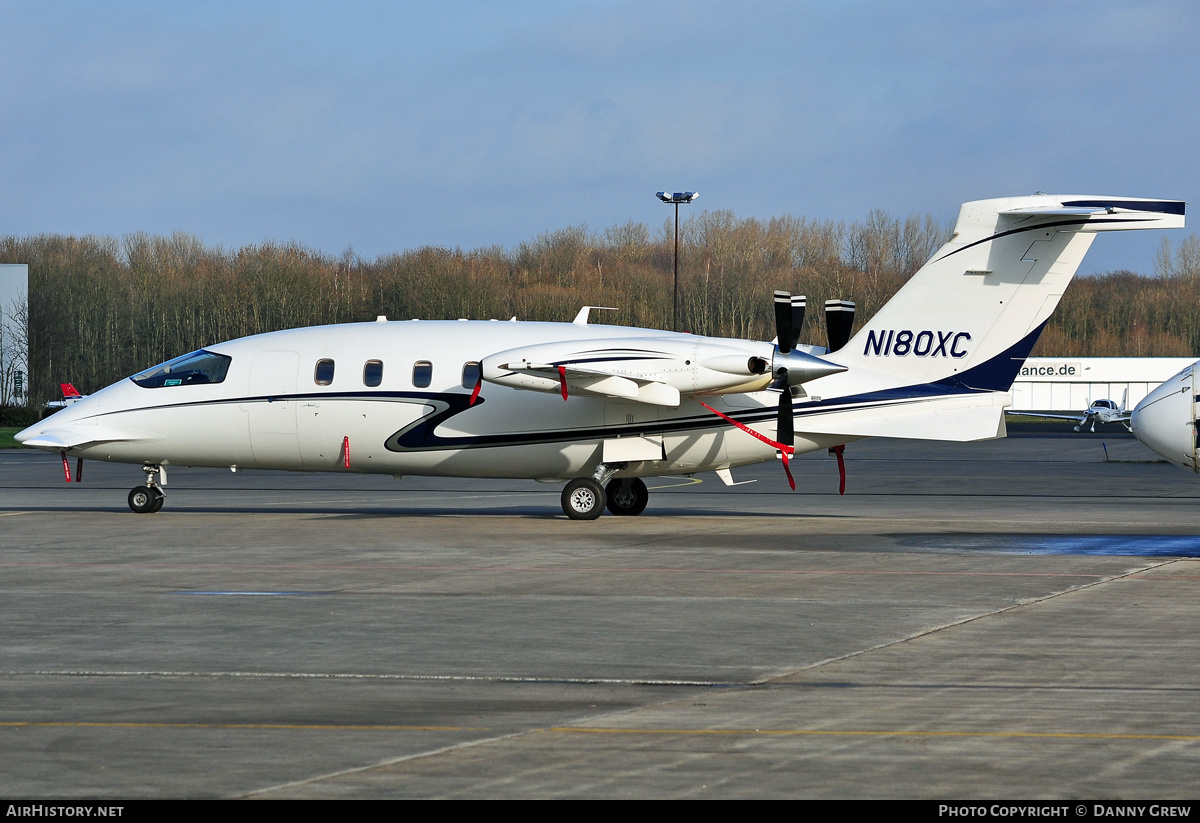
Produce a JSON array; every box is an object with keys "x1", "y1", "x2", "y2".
[
  {"x1": 1130, "y1": 360, "x2": 1200, "y2": 473},
  {"x1": 16, "y1": 194, "x2": 1185, "y2": 518},
  {"x1": 1017, "y1": 390, "x2": 1130, "y2": 432}
]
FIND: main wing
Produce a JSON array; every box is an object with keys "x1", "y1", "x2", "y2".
[
  {"x1": 480, "y1": 337, "x2": 844, "y2": 406},
  {"x1": 1010, "y1": 411, "x2": 1091, "y2": 424}
]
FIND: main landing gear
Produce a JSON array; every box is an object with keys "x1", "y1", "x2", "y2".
[
  {"x1": 559, "y1": 463, "x2": 649, "y2": 520},
  {"x1": 128, "y1": 464, "x2": 166, "y2": 513},
  {"x1": 606, "y1": 477, "x2": 648, "y2": 516},
  {"x1": 561, "y1": 478, "x2": 606, "y2": 520}
]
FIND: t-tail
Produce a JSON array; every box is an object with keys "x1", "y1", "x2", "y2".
[{"x1": 833, "y1": 195, "x2": 1185, "y2": 392}]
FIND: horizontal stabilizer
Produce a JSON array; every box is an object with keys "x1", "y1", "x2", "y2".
[
  {"x1": 997, "y1": 197, "x2": 1184, "y2": 231},
  {"x1": 798, "y1": 394, "x2": 1009, "y2": 442}
]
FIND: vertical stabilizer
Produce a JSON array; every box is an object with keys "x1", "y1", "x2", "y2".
[{"x1": 835, "y1": 195, "x2": 1185, "y2": 392}]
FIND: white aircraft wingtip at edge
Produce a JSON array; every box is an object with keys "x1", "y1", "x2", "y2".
[{"x1": 1131, "y1": 361, "x2": 1200, "y2": 474}]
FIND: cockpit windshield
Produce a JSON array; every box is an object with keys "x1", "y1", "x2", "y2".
[{"x1": 131, "y1": 350, "x2": 232, "y2": 388}]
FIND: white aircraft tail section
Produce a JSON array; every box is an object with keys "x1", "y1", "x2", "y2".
[{"x1": 834, "y1": 195, "x2": 1185, "y2": 392}]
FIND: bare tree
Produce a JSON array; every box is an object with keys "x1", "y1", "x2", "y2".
[{"x1": 0, "y1": 294, "x2": 30, "y2": 407}]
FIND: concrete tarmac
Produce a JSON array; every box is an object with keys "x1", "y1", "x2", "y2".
[{"x1": 1, "y1": 429, "x2": 1198, "y2": 798}]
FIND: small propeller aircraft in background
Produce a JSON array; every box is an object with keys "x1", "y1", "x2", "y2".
[
  {"x1": 40, "y1": 383, "x2": 87, "y2": 418},
  {"x1": 1016, "y1": 390, "x2": 1131, "y2": 432},
  {"x1": 15, "y1": 194, "x2": 1184, "y2": 518}
]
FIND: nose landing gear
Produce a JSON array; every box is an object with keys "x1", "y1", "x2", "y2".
[{"x1": 128, "y1": 464, "x2": 166, "y2": 513}]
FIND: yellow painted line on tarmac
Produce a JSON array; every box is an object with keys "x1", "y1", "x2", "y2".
[
  {"x1": 0, "y1": 511, "x2": 28, "y2": 517},
  {"x1": 547, "y1": 727, "x2": 1200, "y2": 741},
  {"x1": 0, "y1": 721, "x2": 488, "y2": 732},
  {"x1": 647, "y1": 477, "x2": 703, "y2": 490}
]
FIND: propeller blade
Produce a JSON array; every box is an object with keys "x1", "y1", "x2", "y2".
[
  {"x1": 768, "y1": 366, "x2": 789, "y2": 392},
  {"x1": 789, "y1": 295, "x2": 805, "y2": 351},
  {"x1": 831, "y1": 444, "x2": 846, "y2": 494},
  {"x1": 773, "y1": 290, "x2": 793, "y2": 354},
  {"x1": 824, "y1": 299, "x2": 856, "y2": 352},
  {"x1": 777, "y1": 389, "x2": 794, "y2": 447},
  {"x1": 469, "y1": 374, "x2": 482, "y2": 406}
]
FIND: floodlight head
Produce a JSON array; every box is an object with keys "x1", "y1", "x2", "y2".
[{"x1": 656, "y1": 191, "x2": 699, "y2": 204}]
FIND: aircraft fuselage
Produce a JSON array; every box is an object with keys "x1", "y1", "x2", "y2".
[{"x1": 37, "y1": 320, "x2": 845, "y2": 482}]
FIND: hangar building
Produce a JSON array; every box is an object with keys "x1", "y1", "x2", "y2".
[{"x1": 1010, "y1": 357, "x2": 1195, "y2": 413}]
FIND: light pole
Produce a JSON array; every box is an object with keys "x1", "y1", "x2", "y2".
[{"x1": 656, "y1": 191, "x2": 698, "y2": 332}]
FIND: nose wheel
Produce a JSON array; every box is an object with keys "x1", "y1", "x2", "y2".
[
  {"x1": 128, "y1": 485, "x2": 165, "y2": 513},
  {"x1": 128, "y1": 464, "x2": 166, "y2": 513}
]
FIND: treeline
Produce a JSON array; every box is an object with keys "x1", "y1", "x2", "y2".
[{"x1": 1, "y1": 214, "x2": 1197, "y2": 403}]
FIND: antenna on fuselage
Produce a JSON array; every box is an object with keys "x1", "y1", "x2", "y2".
[{"x1": 572, "y1": 306, "x2": 619, "y2": 325}]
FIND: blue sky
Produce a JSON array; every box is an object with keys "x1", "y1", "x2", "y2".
[{"x1": 2, "y1": 0, "x2": 1196, "y2": 273}]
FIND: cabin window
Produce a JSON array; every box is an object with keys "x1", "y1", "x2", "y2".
[
  {"x1": 131, "y1": 350, "x2": 232, "y2": 388},
  {"x1": 364, "y1": 360, "x2": 384, "y2": 387},
  {"x1": 315, "y1": 359, "x2": 335, "y2": 386},
  {"x1": 413, "y1": 360, "x2": 433, "y2": 388},
  {"x1": 461, "y1": 361, "x2": 481, "y2": 389}
]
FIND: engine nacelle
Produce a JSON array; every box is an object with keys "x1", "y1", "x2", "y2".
[
  {"x1": 1131, "y1": 361, "x2": 1199, "y2": 473},
  {"x1": 481, "y1": 332, "x2": 847, "y2": 406},
  {"x1": 480, "y1": 337, "x2": 775, "y2": 401}
]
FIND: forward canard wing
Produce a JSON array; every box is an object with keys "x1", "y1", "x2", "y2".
[{"x1": 17, "y1": 424, "x2": 162, "y2": 451}]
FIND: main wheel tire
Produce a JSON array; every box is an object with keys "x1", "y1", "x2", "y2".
[
  {"x1": 605, "y1": 478, "x2": 648, "y2": 516},
  {"x1": 128, "y1": 486, "x2": 164, "y2": 514},
  {"x1": 561, "y1": 478, "x2": 605, "y2": 520}
]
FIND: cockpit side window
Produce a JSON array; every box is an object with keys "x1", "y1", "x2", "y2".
[{"x1": 131, "y1": 350, "x2": 232, "y2": 388}]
